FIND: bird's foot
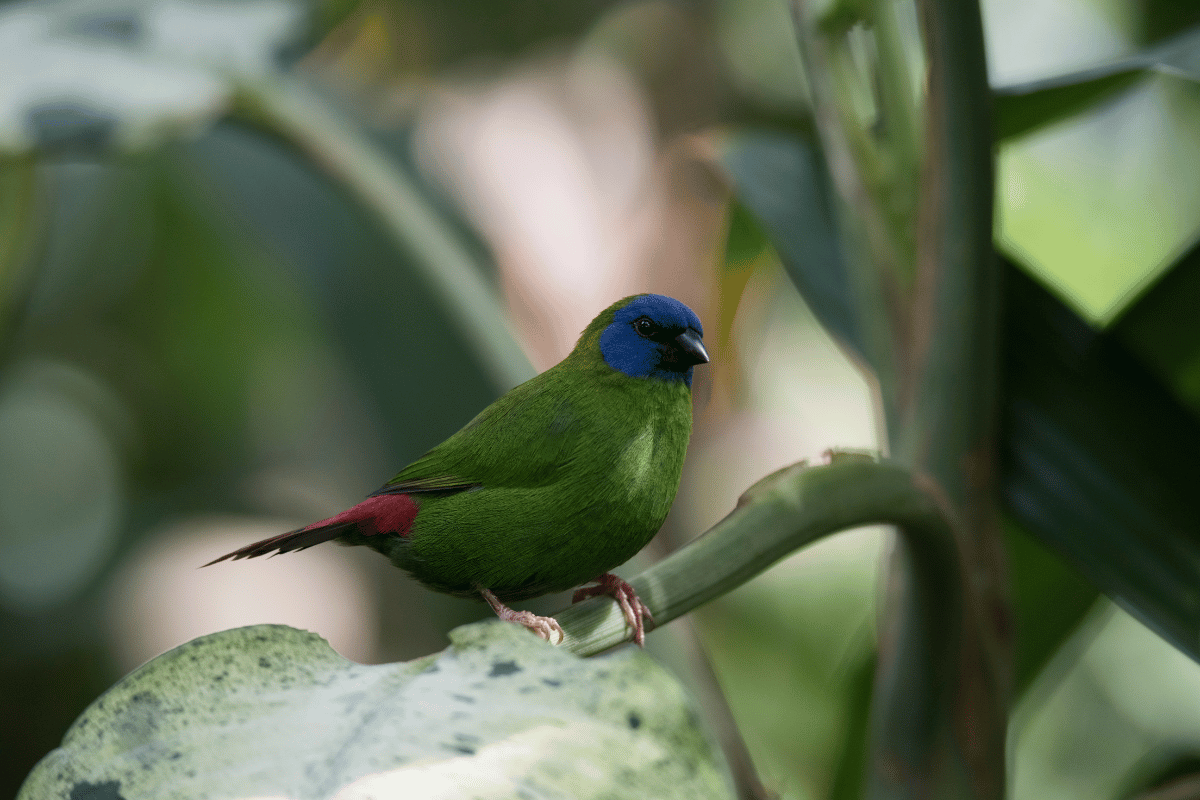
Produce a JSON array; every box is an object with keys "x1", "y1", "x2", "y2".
[
  {"x1": 479, "y1": 587, "x2": 564, "y2": 644},
  {"x1": 573, "y1": 573, "x2": 654, "y2": 646}
]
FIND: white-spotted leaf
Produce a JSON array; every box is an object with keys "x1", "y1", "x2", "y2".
[
  {"x1": 20, "y1": 622, "x2": 732, "y2": 800},
  {"x1": 0, "y1": 0, "x2": 306, "y2": 153}
]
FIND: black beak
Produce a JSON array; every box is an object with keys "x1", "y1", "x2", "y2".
[{"x1": 673, "y1": 329, "x2": 709, "y2": 367}]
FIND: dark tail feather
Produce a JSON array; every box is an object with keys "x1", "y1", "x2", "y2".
[{"x1": 202, "y1": 522, "x2": 356, "y2": 567}]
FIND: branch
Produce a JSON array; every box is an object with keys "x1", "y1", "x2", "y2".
[
  {"x1": 871, "y1": 0, "x2": 1009, "y2": 797},
  {"x1": 788, "y1": 2, "x2": 906, "y2": 422},
  {"x1": 229, "y1": 76, "x2": 536, "y2": 393},
  {"x1": 557, "y1": 453, "x2": 957, "y2": 658}
]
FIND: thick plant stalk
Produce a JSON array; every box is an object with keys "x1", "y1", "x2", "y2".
[
  {"x1": 789, "y1": 0, "x2": 1008, "y2": 796},
  {"x1": 555, "y1": 455, "x2": 957, "y2": 658},
  {"x1": 873, "y1": 0, "x2": 1009, "y2": 797}
]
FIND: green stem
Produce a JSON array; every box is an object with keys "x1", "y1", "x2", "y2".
[
  {"x1": 557, "y1": 454, "x2": 957, "y2": 659},
  {"x1": 872, "y1": 0, "x2": 922, "y2": 183},
  {"x1": 871, "y1": 0, "x2": 923, "y2": 291},
  {"x1": 789, "y1": 0, "x2": 906, "y2": 429},
  {"x1": 902, "y1": 0, "x2": 999, "y2": 473},
  {"x1": 788, "y1": 0, "x2": 1007, "y2": 795},
  {"x1": 230, "y1": 76, "x2": 536, "y2": 393},
  {"x1": 873, "y1": 0, "x2": 1008, "y2": 797}
]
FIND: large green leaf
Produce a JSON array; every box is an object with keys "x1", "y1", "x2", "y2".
[
  {"x1": 1003, "y1": 518, "x2": 1098, "y2": 695},
  {"x1": 1001, "y1": 262, "x2": 1200, "y2": 662},
  {"x1": 715, "y1": 130, "x2": 865, "y2": 366},
  {"x1": 20, "y1": 622, "x2": 732, "y2": 800},
  {"x1": 178, "y1": 124, "x2": 504, "y2": 466},
  {"x1": 827, "y1": 651, "x2": 874, "y2": 800},
  {"x1": 993, "y1": 24, "x2": 1200, "y2": 141},
  {"x1": 1112, "y1": 233, "x2": 1200, "y2": 416}
]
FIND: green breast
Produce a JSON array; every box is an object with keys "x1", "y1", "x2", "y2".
[{"x1": 393, "y1": 370, "x2": 693, "y2": 600}]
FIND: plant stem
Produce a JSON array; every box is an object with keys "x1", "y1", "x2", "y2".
[
  {"x1": 873, "y1": 0, "x2": 1009, "y2": 797},
  {"x1": 230, "y1": 76, "x2": 536, "y2": 393},
  {"x1": 788, "y1": 0, "x2": 1008, "y2": 795},
  {"x1": 790, "y1": 2, "x2": 904, "y2": 423},
  {"x1": 557, "y1": 454, "x2": 957, "y2": 659}
]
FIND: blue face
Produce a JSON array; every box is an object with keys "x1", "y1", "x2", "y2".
[{"x1": 599, "y1": 294, "x2": 708, "y2": 386}]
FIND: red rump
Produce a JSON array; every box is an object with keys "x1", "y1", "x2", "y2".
[
  {"x1": 305, "y1": 493, "x2": 419, "y2": 537},
  {"x1": 202, "y1": 492, "x2": 420, "y2": 566}
]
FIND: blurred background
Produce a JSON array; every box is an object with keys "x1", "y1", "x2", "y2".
[{"x1": 2, "y1": 0, "x2": 1200, "y2": 798}]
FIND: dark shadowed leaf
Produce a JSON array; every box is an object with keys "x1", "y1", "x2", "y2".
[
  {"x1": 178, "y1": 123, "x2": 501, "y2": 466},
  {"x1": 1139, "y1": 0, "x2": 1200, "y2": 44},
  {"x1": 993, "y1": 24, "x2": 1200, "y2": 141},
  {"x1": 1118, "y1": 753, "x2": 1200, "y2": 800},
  {"x1": 1003, "y1": 519, "x2": 1098, "y2": 695},
  {"x1": 1001, "y1": 261, "x2": 1200, "y2": 663},
  {"x1": 993, "y1": 71, "x2": 1145, "y2": 142},
  {"x1": 1112, "y1": 234, "x2": 1200, "y2": 417},
  {"x1": 828, "y1": 651, "x2": 874, "y2": 800},
  {"x1": 715, "y1": 130, "x2": 864, "y2": 366}
]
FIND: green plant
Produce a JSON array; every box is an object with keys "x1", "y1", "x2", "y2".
[{"x1": 7, "y1": 0, "x2": 1200, "y2": 798}]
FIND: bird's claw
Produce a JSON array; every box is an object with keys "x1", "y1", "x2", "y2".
[
  {"x1": 502, "y1": 609, "x2": 566, "y2": 644},
  {"x1": 478, "y1": 586, "x2": 564, "y2": 644},
  {"x1": 573, "y1": 573, "x2": 653, "y2": 646}
]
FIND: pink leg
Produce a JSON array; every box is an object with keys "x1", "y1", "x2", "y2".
[
  {"x1": 572, "y1": 573, "x2": 654, "y2": 646},
  {"x1": 479, "y1": 587, "x2": 564, "y2": 645}
]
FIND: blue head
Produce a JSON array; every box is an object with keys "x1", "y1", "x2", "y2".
[{"x1": 598, "y1": 294, "x2": 708, "y2": 386}]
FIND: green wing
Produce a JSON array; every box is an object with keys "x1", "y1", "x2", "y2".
[
  {"x1": 373, "y1": 367, "x2": 587, "y2": 496},
  {"x1": 369, "y1": 475, "x2": 481, "y2": 496}
]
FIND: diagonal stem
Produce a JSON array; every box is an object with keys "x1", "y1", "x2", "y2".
[
  {"x1": 555, "y1": 455, "x2": 958, "y2": 660},
  {"x1": 229, "y1": 75, "x2": 536, "y2": 394}
]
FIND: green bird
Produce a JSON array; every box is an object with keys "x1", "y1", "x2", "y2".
[{"x1": 207, "y1": 294, "x2": 708, "y2": 645}]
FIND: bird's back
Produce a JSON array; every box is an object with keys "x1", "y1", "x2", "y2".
[{"x1": 374, "y1": 358, "x2": 694, "y2": 599}]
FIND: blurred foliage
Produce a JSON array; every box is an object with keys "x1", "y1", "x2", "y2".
[
  {"x1": 1136, "y1": 0, "x2": 1200, "y2": 43},
  {"x1": 1113, "y1": 235, "x2": 1200, "y2": 414},
  {"x1": 1004, "y1": 520, "x2": 1097, "y2": 696},
  {"x1": 718, "y1": 133, "x2": 858, "y2": 364},
  {"x1": 389, "y1": 0, "x2": 621, "y2": 68},
  {"x1": 1001, "y1": 262, "x2": 1200, "y2": 662},
  {"x1": 5, "y1": 0, "x2": 1200, "y2": 799},
  {"x1": 993, "y1": 24, "x2": 1200, "y2": 141}
]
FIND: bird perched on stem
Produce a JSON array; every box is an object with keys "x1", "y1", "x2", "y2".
[{"x1": 206, "y1": 294, "x2": 707, "y2": 645}]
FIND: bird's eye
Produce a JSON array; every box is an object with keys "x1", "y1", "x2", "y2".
[{"x1": 633, "y1": 317, "x2": 657, "y2": 338}]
